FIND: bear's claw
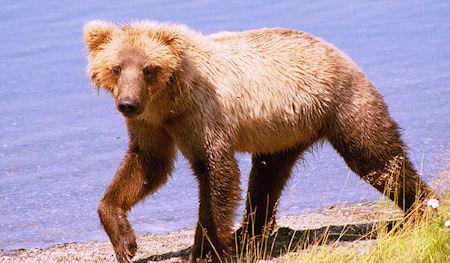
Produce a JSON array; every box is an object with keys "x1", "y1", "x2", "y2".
[{"x1": 114, "y1": 236, "x2": 137, "y2": 263}]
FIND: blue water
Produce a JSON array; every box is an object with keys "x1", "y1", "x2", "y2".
[{"x1": 0, "y1": 0, "x2": 448, "y2": 251}]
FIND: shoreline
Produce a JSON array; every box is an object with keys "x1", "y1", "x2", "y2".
[
  {"x1": 2, "y1": 166, "x2": 447, "y2": 262},
  {"x1": 0, "y1": 201, "x2": 403, "y2": 262}
]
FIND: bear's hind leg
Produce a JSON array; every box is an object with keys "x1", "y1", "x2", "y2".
[
  {"x1": 240, "y1": 147, "x2": 305, "y2": 240},
  {"x1": 327, "y1": 91, "x2": 437, "y2": 212}
]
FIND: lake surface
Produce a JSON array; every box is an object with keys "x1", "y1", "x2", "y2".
[{"x1": 0, "y1": 0, "x2": 448, "y2": 251}]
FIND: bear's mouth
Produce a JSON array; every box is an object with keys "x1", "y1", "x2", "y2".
[
  {"x1": 117, "y1": 107, "x2": 144, "y2": 118},
  {"x1": 119, "y1": 110, "x2": 142, "y2": 118}
]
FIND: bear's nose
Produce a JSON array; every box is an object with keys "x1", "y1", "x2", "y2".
[{"x1": 118, "y1": 97, "x2": 139, "y2": 115}]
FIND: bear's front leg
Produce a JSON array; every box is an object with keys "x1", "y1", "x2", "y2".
[
  {"x1": 98, "y1": 121, "x2": 175, "y2": 263},
  {"x1": 188, "y1": 152, "x2": 241, "y2": 262}
]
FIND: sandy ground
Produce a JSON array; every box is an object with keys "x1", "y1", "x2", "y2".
[{"x1": 0, "y1": 202, "x2": 403, "y2": 263}]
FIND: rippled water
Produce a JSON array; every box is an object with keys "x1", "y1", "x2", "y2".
[{"x1": 0, "y1": 0, "x2": 448, "y2": 250}]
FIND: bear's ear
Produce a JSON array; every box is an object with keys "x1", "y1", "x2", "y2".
[
  {"x1": 156, "y1": 28, "x2": 185, "y2": 58},
  {"x1": 84, "y1": 20, "x2": 116, "y2": 53}
]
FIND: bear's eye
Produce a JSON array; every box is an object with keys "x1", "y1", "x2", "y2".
[
  {"x1": 112, "y1": 66, "x2": 121, "y2": 77},
  {"x1": 143, "y1": 66, "x2": 157, "y2": 78}
]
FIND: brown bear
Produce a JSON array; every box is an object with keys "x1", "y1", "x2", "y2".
[{"x1": 84, "y1": 20, "x2": 437, "y2": 262}]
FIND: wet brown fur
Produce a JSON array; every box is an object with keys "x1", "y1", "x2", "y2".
[{"x1": 83, "y1": 20, "x2": 437, "y2": 262}]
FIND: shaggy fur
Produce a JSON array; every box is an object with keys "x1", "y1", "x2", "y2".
[{"x1": 84, "y1": 20, "x2": 437, "y2": 262}]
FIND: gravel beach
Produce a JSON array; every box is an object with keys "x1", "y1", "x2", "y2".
[{"x1": 0, "y1": 202, "x2": 403, "y2": 263}]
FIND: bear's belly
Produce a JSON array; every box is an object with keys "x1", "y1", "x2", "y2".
[{"x1": 234, "y1": 123, "x2": 316, "y2": 153}]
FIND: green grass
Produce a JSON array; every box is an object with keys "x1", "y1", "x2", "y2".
[{"x1": 284, "y1": 191, "x2": 450, "y2": 263}]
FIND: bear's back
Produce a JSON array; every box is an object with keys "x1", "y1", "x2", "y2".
[
  {"x1": 185, "y1": 27, "x2": 368, "y2": 153},
  {"x1": 199, "y1": 29, "x2": 344, "y2": 152}
]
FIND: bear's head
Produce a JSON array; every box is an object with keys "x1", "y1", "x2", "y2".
[{"x1": 84, "y1": 20, "x2": 185, "y2": 118}]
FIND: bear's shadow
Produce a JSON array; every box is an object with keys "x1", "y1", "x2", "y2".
[{"x1": 134, "y1": 220, "x2": 398, "y2": 262}]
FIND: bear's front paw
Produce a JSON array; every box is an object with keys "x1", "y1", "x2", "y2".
[{"x1": 113, "y1": 233, "x2": 137, "y2": 263}]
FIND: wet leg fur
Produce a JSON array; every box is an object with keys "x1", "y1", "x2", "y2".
[
  {"x1": 240, "y1": 147, "x2": 305, "y2": 239},
  {"x1": 188, "y1": 152, "x2": 241, "y2": 262},
  {"x1": 327, "y1": 80, "x2": 437, "y2": 212},
  {"x1": 98, "y1": 120, "x2": 175, "y2": 263}
]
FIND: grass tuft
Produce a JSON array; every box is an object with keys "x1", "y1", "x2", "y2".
[{"x1": 284, "y1": 190, "x2": 450, "y2": 263}]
